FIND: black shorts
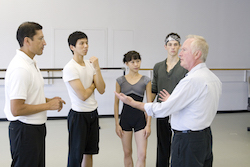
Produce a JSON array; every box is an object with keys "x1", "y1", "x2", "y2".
[
  {"x1": 120, "y1": 104, "x2": 146, "y2": 132},
  {"x1": 67, "y1": 109, "x2": 99, "y2": 167},
  {"x1": 9, "y1": 120, "x2": 46, "y2": 167}
]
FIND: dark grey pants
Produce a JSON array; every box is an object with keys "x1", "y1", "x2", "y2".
[{"x1": 171, "y1": 127, "x2": 213, "y2": 167}]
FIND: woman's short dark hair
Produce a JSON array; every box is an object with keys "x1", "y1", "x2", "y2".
[{"x1": 123, "y1": 51, "x2": 141, "y2": 63}]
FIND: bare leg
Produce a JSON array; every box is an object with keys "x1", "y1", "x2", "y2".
[
  {"x1": 134, "y1": 129, "x2": 147, "y2": 167},
  {"x1": 121, "y1": 131, "x2": 134, "y2": 167},
  {"x1": 81, "y1": 154, "x2": 93, "y2": 167}
]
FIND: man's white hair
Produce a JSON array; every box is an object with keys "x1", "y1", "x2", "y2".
[{"x1": 186, "y1": 35, "x2": 209, "y2": 62}]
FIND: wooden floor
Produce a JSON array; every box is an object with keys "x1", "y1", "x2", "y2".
[{"x1": 0, "y1": 112, "x2": 250, "y2": 167}]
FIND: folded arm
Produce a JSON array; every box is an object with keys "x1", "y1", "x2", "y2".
[{"x1": 69, "y1": 79, "x2": 96, "y2": 101}]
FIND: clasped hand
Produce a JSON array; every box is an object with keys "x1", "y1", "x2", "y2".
[
  {"x1": 158, "y1": 89, "x2": 170, "y2": 102},
  {"x1": 89, "y1": 56, "x2": 100, "y2": 70}
]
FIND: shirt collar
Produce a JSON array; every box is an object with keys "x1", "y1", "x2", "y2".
[
  {"x1": 16, "y1": 49, "x2": 37, "y2": 65},
  {"x1": 186, "y1": 63, "x2": 206, "y2": 76}
]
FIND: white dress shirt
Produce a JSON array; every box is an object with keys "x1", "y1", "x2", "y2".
[{"x1": 144, "y1": 63, "x2": 222, "y2": 131}]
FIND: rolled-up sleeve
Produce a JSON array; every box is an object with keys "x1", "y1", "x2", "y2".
[
  {"x1": 144, "y1": 102, "x2": 169, "y2": 118},
  {"x1": 144, "y1": 103, "x2": 154, "y2": 117}
]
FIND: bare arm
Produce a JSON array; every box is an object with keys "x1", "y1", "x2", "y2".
[
  {"x1": 114, "y1": 82, "x2": 121, "y2": 126},
  {"x1": 144, "y1": 82, "x2": 152, "y2": 138},
  {"x1": 69, "y1": 79, "x2": 96, "y2": 101},
  {"x1": 114, "y1": 82, "x2": 123, "y2": 138},
  {"x1": 11, "y1": 97, "x2": 66, "y2": 117},
  {"x1": 151, "y1": 93, "x2": 157, "y2": 102},
  {"x1": 90, "y1": 56, "x2": 106, "y2": 94}
]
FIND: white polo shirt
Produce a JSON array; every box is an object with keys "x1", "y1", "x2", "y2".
[{"x1": 4, "y1": 50, "x2": 47, "y2": 124}]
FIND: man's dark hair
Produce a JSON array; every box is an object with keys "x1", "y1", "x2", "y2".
[
  {"x1": 68, "y1": 31, "x2": 88, "y2": 54},
  {"x1": 16, "y1": 22, "x2": 43, "y2": 47},
  {"x1": 123, "y1": 50, "x2": 141, "y2": 63}
]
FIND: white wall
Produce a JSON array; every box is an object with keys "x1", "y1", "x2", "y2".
[{"x1": 0, "y1": 0, "x2": 250, "y2": 118}]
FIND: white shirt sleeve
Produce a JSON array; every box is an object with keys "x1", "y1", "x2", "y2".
[
  {"x1": 144, "y1": 103, "x2": 154, "y2": 117},
  {"x1": 63, "y1": 63, "x2": 79, "y2": 82},
  {"x1": 144, "y1": 76, "x2": 199, "y2": 118},
  {"x1": 9, "y1": 67, "x2": 30, "y2": 100}
]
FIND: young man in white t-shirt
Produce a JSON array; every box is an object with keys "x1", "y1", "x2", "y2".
[
  {"x1": 63, "y1": 31, "x2": 105, "y2": 167},
  {"x1": 4, "y1": 21, "x2": 66, "y2": 167}
]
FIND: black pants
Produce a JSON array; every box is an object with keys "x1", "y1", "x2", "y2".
[
  {"x1": 9, "y1": 120, "x2": 46, "y2": 167},
  {"x1": 156, "y1": 117, "x2": 172, "y2": 167},
  {"x1": 171, "y1": 127, "x2": 213, "y2": 167}
]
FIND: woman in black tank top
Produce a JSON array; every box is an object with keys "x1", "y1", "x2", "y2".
[{"x1": 114, "y1": 51, "x2": 152, "y2": 167}]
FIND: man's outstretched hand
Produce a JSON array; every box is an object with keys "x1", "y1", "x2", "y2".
[
  {"x1": 114, "y1": 92, "x2": 134, "y2": 105},
  {"x1": 114, "y1": 91, "x2": 146, "y2": 112}
]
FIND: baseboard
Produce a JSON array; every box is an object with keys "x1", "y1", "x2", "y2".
[
  {"x1": 217, "y1": 110, "x2": 249, "y2": 114},
  {"x1": 1, "y1": 111, "x2": 249, "y2": 121}
]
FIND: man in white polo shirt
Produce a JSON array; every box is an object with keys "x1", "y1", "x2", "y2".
[{"x1": 4, "y1": 21, "x2": 66, "y2": 167}]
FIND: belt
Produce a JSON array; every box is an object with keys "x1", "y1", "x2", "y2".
[{"x1": 173, "y1": 127, "x2": 209, "y2": 134}]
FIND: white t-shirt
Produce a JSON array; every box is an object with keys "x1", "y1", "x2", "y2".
[
  {"x1": 4, "y1": 50, "x2": 47, "y2": 124},
  {"x1": 63, "y1": 59, "x2": 98, "y2": 112}
]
